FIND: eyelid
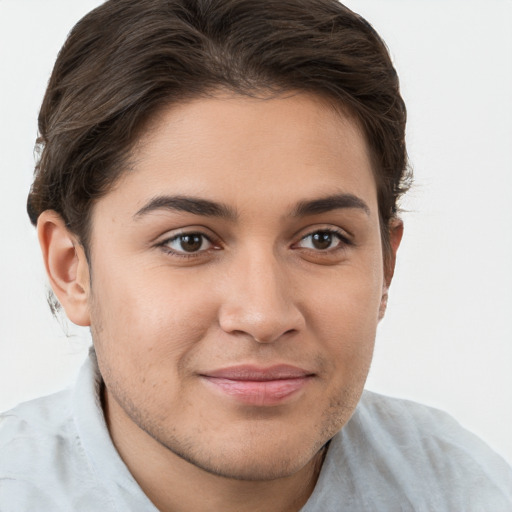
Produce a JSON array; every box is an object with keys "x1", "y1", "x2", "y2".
[
  {"x1": 156, "y1": 227, "x2": 222, "y2": 257},
  {"x1": 168, "y1": 233, "x2": 212, "y2": 252},
  {"x1": 298, "y1": 231, "x2": 348, "y2": 250},
  {"x1": 292, "y1": 225, "x2": 353, "y2": 247},
  {"x1": 155, "y1": 225, "x2": 219, "y2": 244},
  {"x1": 290, "y1": 227, "x2": 354, "y2": 265}
]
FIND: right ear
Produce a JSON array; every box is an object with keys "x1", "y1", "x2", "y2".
[{"x1": 37, "y1": 211, "x2": 91, "y2": 326}]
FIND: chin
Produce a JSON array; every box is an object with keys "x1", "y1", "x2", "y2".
[
  {"x1": 153, "y1": 418, "x2": 329, "y2": 482},
  {"x1": 172, "y1": 441, "x2": 322, "y2": 482}
]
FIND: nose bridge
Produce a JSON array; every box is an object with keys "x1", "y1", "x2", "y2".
[{"x1": 218, "y1": 244, "x2": 303, "y2": 343}]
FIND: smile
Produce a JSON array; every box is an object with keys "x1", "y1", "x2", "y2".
[{"x1": 200, "y1": 365, "x2": 315, "y2": 406}]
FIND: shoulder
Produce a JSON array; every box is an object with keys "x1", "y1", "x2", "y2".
[
  {"x1": 355, "y1": 389, "x2": 485, "y2": 440},
  {"x1": 315, "y1": 391, "x2": 512, "y2": 511},
  {"x1": 0, "y1": 389, "x2": 76, "y2": 468},
  {"x1": 355, "y1": 390, "x2": 510, "y2": 468},
  {"x1": 0, "y1": 391, "x2": 103, "y2": 511}
]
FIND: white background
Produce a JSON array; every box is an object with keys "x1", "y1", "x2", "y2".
[{"x1": 0, "y1": 0, "x2": 511, "y2": 464}]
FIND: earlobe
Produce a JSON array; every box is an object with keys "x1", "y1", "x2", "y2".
[
  {"x1": 379, "y1": 218, "x2": 404, "y2": 320},
  {"x1": 37, "y1": 211, "x2": 91, "y2": 326}
]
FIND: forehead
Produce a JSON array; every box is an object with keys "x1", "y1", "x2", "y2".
[{"x1": 96, "y1": 92, "x2": 377, "y2": 222}]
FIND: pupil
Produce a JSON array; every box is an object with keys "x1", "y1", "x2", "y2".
[
  {"x1": 312, "y1": 232, "x2": 332, "y2": 250},
  {"x1": 180, "y1": 234, "x2": 202, "y2": 252}
]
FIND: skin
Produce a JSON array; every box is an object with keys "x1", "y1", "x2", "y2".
[{"x1": 39, "y1": 92, "x2": 402, "y2": 512}]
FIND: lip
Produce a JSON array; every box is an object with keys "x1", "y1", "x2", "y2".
[{"x1": 200, "y1": 365, "x2": 315, "y2": 406}]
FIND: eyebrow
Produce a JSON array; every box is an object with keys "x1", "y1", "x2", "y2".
[
  {"x1": 292, "y1": 194, "x2": 371, "y2": 217},
  {"x1": 133, "y1": 192, "x2": 370, "y2": 221},
  {"x1": 134, "y1": 195, "x2": 237, "y2": 220}
]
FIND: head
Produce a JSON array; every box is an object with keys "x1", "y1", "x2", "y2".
[{"x1": 30, "y1": 0, "x2": 409, "y2": 482}]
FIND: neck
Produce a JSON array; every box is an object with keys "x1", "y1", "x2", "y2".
[{"x1": 103, "y1": 388, "x2": 326, "y2": 512}]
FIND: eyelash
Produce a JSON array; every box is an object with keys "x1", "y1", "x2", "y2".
[
  {"x1": 157, "y1": 227, "x2": 352, "y2": 259},
  {"x1": 295, "y1": 228, "x2": 352, "y2": 252},
  {"x1": 158, "y1": 232, "x2": 219, "y2": 259}
]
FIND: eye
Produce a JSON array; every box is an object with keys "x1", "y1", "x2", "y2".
[
  {"x1": 296, "y1": 229, "x2": 349, "y2": 251},
  {"x1": 162, "y1": 232, "x2": 214, "y2": 254}
]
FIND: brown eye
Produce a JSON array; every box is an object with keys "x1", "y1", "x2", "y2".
[
  {"x1": 297, "y1": 230, "x2": 347, "y2": 251},
  {"x1": 311, "y1": 232, "x2": 334, "y2": 250},
  {"x1": 164, "y1": 233, "x2": 212, "y2": 254},
  {"x1": 179, "y1": 234, "x2": 203, "y2": 252}
]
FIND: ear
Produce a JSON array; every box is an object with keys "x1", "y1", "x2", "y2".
[
  {"x1": 37, "y1": 210, "x2": 91, "y2": 326},
  {"x1": 379, "y1": 218, "x2": 404, "y2": 320}
]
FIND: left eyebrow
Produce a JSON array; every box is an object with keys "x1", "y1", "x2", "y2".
[{"x1": 292, "y1": 193, "x2": 371, "y2": 217}]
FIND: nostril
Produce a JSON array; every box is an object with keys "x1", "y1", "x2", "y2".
[{"x1": 252, "y1": 328, "x2": 298, "y2": 344}]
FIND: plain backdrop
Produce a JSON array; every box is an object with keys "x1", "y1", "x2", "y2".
[{"x1": 0, "y1": 0, "x2": 511, "y2": 464}]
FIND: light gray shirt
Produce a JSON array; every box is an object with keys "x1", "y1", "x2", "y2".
[{"x1": 1, "y1": 349, "x2": 511, "y2": 511}]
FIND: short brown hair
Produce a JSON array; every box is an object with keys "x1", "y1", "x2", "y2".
[{"x1": 27, "y1": 0, "x2": 410, "y2": 263}]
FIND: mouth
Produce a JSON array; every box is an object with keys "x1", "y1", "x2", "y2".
[{"x1": 200, "y1": 365, "x2": 315, "y2": 406}]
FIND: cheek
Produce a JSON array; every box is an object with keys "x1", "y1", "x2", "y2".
[
  {"x1": 88, "y1": 261, "x2": 219, "y2": 375},
  {"x1": 309, "y1": 259, "x2": 383, "y2": 326},
  {"x1": 306, "y1": 261, "x2": 383, "y2": 363}
]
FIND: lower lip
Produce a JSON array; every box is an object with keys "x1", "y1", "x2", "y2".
[{"x1": 201, "y1": 376, "x2": 311, "y2": 406}]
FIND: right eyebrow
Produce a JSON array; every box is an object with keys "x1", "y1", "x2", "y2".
[{"x1": 133, "y1": 195, "x2": 238, "y2": 221}]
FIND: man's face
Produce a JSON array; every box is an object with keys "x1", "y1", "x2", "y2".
[{"x1": 86, "y1": 92, "x2": 388, "y2": 480}]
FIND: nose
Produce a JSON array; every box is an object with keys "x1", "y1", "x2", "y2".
[{"x1": 218, "y1": 250, "x2": 305, "y2": 344}]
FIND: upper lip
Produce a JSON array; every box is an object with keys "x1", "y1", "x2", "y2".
[{"x1": 201, "y1": 365, "x2": 314, "y2": 381}]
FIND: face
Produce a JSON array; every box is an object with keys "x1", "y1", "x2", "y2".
[{"x1": 86, "y1": 92, "x2": 390, "y2": 480}]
